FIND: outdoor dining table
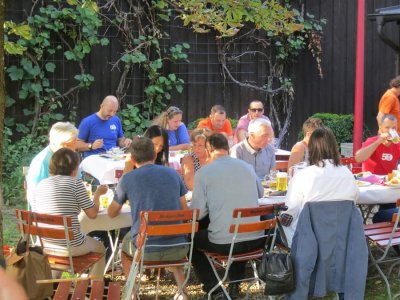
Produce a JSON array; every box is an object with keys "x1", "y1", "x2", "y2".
[
  {"x1": 78, "y1": 204, "x2": 132, "y2": 276},
  {"x1": 259, "y1": 183, "x2": 400, "y2": 222},
  {"x1": 80, "y1": 154, "x2": 125, "y2": 185}
]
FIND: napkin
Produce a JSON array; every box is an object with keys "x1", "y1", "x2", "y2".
[{"x1": 358, "y1": 175, "x2": 383, "y2": 185}]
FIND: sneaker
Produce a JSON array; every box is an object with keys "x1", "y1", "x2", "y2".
[{"x1": 228, "y1": 283, "x2": 240, "y2": 299}]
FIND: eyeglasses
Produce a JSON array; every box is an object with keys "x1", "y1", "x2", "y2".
[{"x1": 249, "y1": 108, "x2": 264, "y2": 112}]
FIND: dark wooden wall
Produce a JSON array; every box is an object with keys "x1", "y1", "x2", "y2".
[{"x1": 5, "y1": 0, "x2": 400, "y2": 148}]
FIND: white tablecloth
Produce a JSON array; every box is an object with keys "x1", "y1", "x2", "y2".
[
  {"x1": 258, "y1": 184, "x2": 400, "y2": 206},
  {"x1": 79, "y1": 205, "x2": 132, "y2": 233},
  {"x1": 80, "y1": 155, "x2": 125, "y2": 185}
]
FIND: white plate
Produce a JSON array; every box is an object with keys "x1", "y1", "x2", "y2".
[
  {"x1": 356, "y1": 180, "x2": 372, "y2": 187},
  {"x1": 386, "y1": 182, "x2": 400, "y2": 188}
]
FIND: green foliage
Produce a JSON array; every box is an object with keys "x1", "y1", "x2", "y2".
[
  {"x1": 298, "y1": 113, "x2": 372, "y2": 145},
  {"x1": 5, "y1": 3, "x2": 106, "y2": 137},
  {"x1": 4, "y1": 1, "x2": 105, "y2": 205},
  {"x1": 119, "y1": 104, "x2": 151, "y2": 137},
  {"x1": 3, "y1": 132, "x2": 47, "y2": 205},
  {"x1": 174, "y1": 0, "x2": 304, "y2": 38}
]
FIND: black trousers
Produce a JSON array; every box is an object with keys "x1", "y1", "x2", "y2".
[{"x1": 191, "y1": 229, "x2": 265, "y2": 293}]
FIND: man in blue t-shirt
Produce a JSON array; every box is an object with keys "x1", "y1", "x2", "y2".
[
  {"x1": 108, "y1": 137, "x2": 188, "y2": 293},
  {"x1": 76, "y1": 95, "x2": 132, "y2": 158}
]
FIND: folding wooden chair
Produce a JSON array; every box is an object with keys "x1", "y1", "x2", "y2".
[
  {"x1": 16, "y1": 209, "x2": 105, "y2": 277},
  {"x1": 364, "y1": 199, "x2": 400, "y2": 299},
  {"x1": 275, "y1": 160, "x2": 288, "y2": 171},
  {"x1": 123, "y1": 209, "x2": 199, "y2": 300},
  {"x1": 201, "y1": 204, "x2": 282, "y2": 300}
]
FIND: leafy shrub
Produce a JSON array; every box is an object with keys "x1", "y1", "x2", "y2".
[
  {"x1": 3, "y1": 130, "x2": 47, "y2": 205},
  {"x1": 188, "y1": 118, "x2": 238, "y2": 130},
  {"x1": 119, "y1": 104, "x2": 150, "y2": 138},
  {"x1": 298, "y1": 113, "x2": 372, "y2": 144}
]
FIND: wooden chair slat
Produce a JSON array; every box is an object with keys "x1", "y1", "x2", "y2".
[
  {"x1": 229, "y1": 219, "x2": 276, "y2": 234},
  {"x1": 53, "y1": 281, "x2": 72, "y2": 300},
  {"x1": 71, "y1": 280, "x2": 89, "y2": 300},
  {"x1": 232, "y1": 205, "x2": 280, "y2": 218},
  {"x1": 365, "y1": 227, "x2": 400, "y2": 236},
  {"x1": 107, "y1": 282, "x2": 121, "y2": 300},
  {"x1": 367, "y1": 231, "x2": 400, "y2": 241},
  {"x1": 376, "y1": 237, "x2": 400, "y2": 247},
  {"x1": 17, "y1": 210, "x2": 73, "y2": 226},
  {"x1": 364, "y1": 222, "x2": 392, "y2": 230},
  {"x1": 89, "y1": 280, "x2": 104, "y2": 300},
  {"x1": 19, "y1": 223, "x2": 74, "y2": 240},
  {"x1": 47, "y1": 252, "x2": 105, "y2": 274},
  {"x1": 147, "y1": 223, "x2": 198, "y2": 236},
  {"x1": 144, "y1": 209, "x2": 199, "y2": 222}
]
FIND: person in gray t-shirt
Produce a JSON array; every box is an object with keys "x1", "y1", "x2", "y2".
[
  {"x1": 230, "y1": 118, "x2": 276, "y2": 179},
  {"x1": 191, "y1": 133, "x2": 264, "y2": 297}
]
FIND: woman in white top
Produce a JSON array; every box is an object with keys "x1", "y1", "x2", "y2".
[
  {"x1": 283, "y1": 127, "x2": 359, "y2": 246},
  {"x1": 288, "y1": 117, "x2": 323, "y2": 170}
]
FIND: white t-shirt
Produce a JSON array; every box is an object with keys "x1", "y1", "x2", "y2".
[{"x1": 283, "y1": 160, "x2": 359, "y2": 246}]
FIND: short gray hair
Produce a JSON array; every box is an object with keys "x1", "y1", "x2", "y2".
[
  {"x1": 248, "y1": 118, "x2": 271, "y2": 134},
  {"x1": 49, "y1": 122, "x2": 78, "y2": 148}
]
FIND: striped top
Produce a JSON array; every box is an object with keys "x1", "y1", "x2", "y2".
[
  {"x1": 33, "y1": 175, "x2": 94, "y2": 247},
  {"x1": 189, "y1": 152, "x2": 202, "y2": 172}
]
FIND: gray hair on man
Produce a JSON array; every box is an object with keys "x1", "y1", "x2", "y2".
[
  {"x1": 49, "y1": 122, "x2": 78, "y2": 148},
  {"x1": 248, "y1": 118, "x2": 272, "y2": 134}
]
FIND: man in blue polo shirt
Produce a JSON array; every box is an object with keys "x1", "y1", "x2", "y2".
[{"x1": 76, "y1": 95, "x2": 132, "y2": 157}]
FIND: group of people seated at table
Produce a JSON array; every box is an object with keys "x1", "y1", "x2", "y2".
[{"x1": 24, "y1": 92, "x2": 400, "y2": 299}]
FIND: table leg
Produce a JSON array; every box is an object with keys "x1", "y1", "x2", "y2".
[{"x1": 104, "y1": 228, "x2": 121, "y2": 278}]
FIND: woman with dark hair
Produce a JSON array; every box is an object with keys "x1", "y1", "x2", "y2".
[
  {"x1": 123, "y1": 125, "x2": 169, "y2": 174},
  {"x1": 153, "y1": 106, "x2": 190, "y2": 151},
  {"x1": 282, "y1": 127, "x2": 359, "y2": 246},
  {"x1": 144, "y1": 125, "x2": 169, "y2": 166},
  {"x1": 33, "y1": 148, "x2": 108, "y2": 278}
]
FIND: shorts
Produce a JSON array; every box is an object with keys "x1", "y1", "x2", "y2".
[{"x1": 121, "y1": 232, "x2": 189, "y2": 261}]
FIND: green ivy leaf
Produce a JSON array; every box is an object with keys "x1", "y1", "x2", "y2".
[
  {"x1": 6, "y1": 96, "x2": 16, "y2": 108},
  {"x1": 100, "y1": 38, "x2": 109, "y2": 46},
  {"x1": 176, "y1": 85, "x2": 183, "y2": 93},
  {"x1": 65, "y1": 51, "x2": 76, "y2": 60},
  {"x1": 45, "y1": 62, "x2": 56, "y2": 72},
  {"x1": 168, "y1": 73, "x2": 176, "y2": 81},
  {"x1": 18, "y1": 89, "x2": 29, "y2": 100},
  {"x1": 31, "y1": 83, "x2": 43, "y2": 93},
  {"x1": 6, "y1": 66, "x2": 24, "y2": 81}
]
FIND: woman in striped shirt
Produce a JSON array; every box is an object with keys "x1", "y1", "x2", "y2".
[{"x1": 33, "y1": 148, "x2": 108, "y2": 278}]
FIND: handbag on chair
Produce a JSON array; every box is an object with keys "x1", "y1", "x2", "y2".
[
  {"x1": 6, "y1": 212, "x2": 53, "y2": 300},
  {"x1": 257, "y1": 218, "x2": 295, "y2": 295}
]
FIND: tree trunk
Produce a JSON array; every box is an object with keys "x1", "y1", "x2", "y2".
[{"x1": 0, "y1": 0, "x2": 6, "y2": 267}]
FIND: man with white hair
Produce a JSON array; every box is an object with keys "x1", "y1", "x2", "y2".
[
  {"x1": 230, "y1": 118, "x2": 276, "y2": 179},
  {"x1": 26, "y1": 121, "x2": 78, "y2": 205},
  {"x1": 76, "y1": 95, "x2": 132, "y2": 158}
]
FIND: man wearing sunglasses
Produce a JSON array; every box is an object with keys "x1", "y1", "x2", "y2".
[{"x1": 233, "y1": 100, "x2": 271, "y2": 144}]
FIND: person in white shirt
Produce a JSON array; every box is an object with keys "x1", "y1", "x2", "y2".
[{"x1": 282, "y1": 127, "x2": 359, "y2": 246}]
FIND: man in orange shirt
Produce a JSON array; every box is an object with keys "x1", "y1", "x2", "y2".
[
  {"x1": 197, "y1": 105, "x2": 233, "y2": 146},
  {"x1": 377, "y1": 76, "x2": 400, "y2": 132}
]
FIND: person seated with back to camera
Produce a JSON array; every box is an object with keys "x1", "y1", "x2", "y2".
[
  {"x1": 230, "y1": 118, "x2": 276, "y2": 180},
  {"x1": 108, "y1": 137, "x2": 189, "y2": 300},
  {"x1": 287, "y1": 117, "x2": 323, "y2": 170},
  {"x1": 152, "y1": 106, "x2": 190, "y2": 151},
  {"x1": 281, "y1": 127, "x2": 359, "y2": 247},
  {"x1": 233, "y1": 100, "x2": 271, "y2": 144},
  {"x1": 32, "y1": 148, "x2": 108, "y2": 278},
  {"x1": 180, "y1": 128, "x2": 211, "y2": 191},
  {"x1": 355, "y1": 114, "x2": 400, "y2": 224}
]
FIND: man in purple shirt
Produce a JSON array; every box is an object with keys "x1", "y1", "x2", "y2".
[{"x1": 234, "y1": 100, "x2": 271, "y2": 144}]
